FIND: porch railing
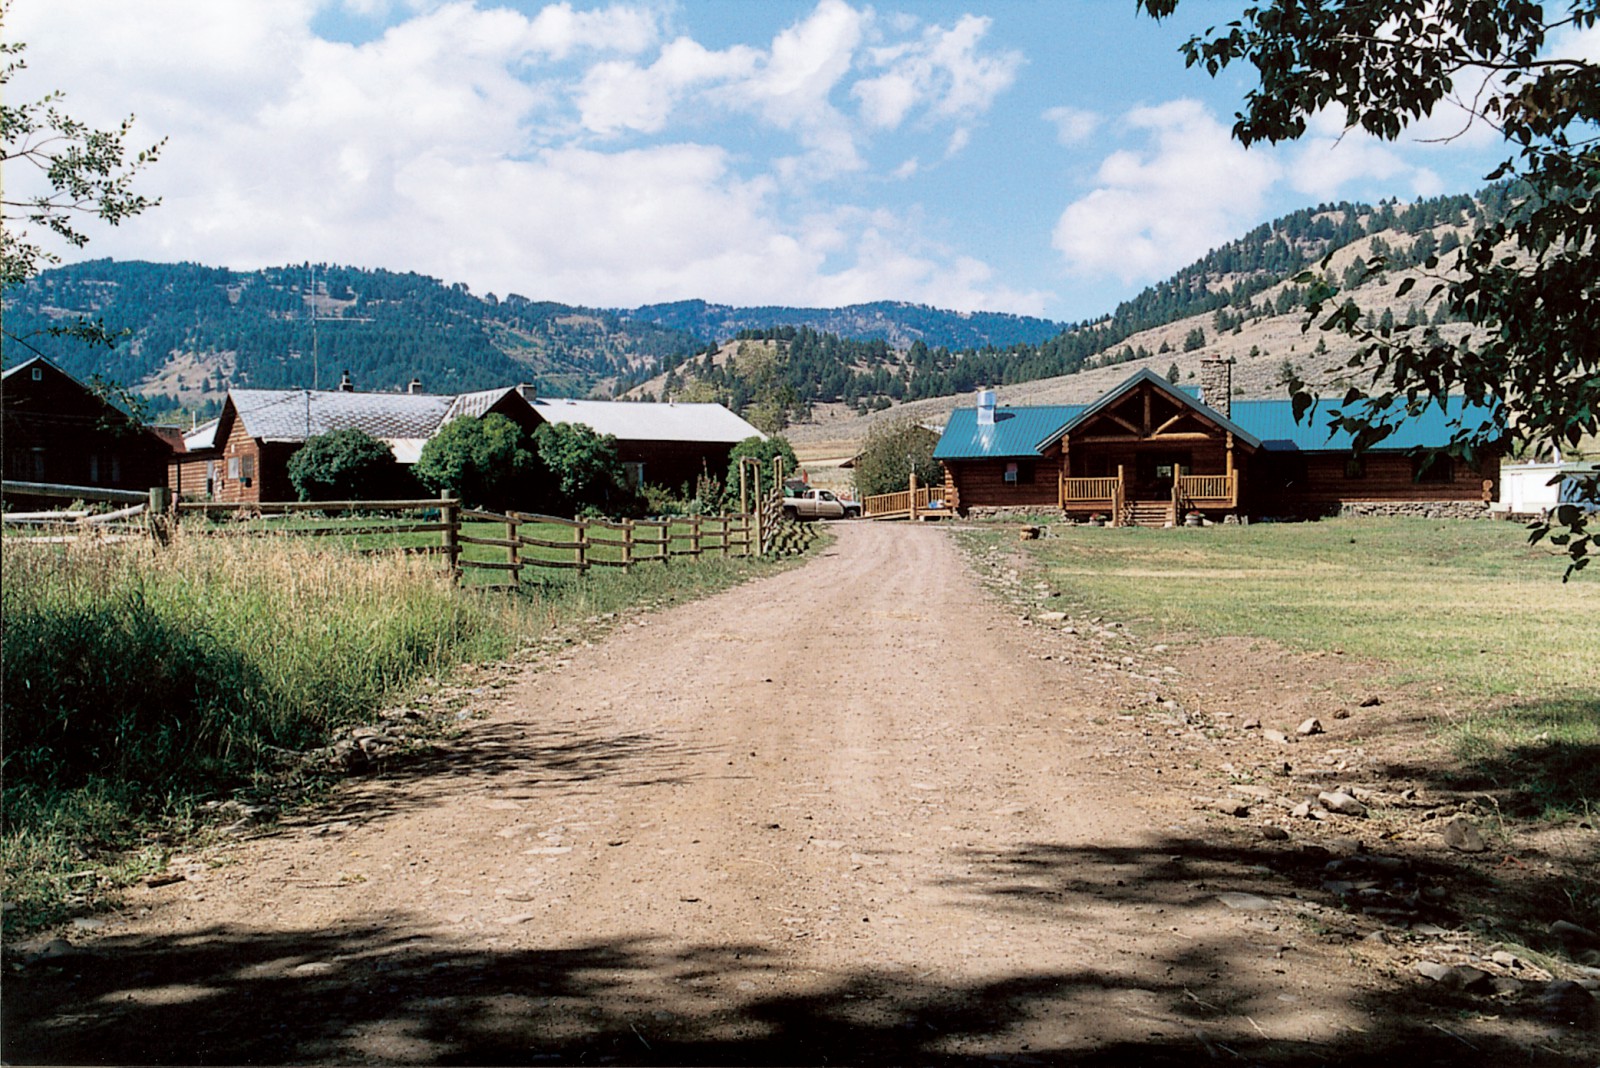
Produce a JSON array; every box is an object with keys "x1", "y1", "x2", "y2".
[
  {"x1": 862, "y1": 485, "x2": 950, "y2": 519},
  {"x1": 1061, "y1": 476, "x2": 1121, "y2": 503},
  {"x1": 1177, "y1": 474, "x2": 1234, "y2": 503}
]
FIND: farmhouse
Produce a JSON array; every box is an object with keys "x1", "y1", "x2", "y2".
[
  {"x1": 2, "y1": 357, "x2": 175, "y2": 501},
  {"x1": 169, "y1": 375, "x2": 762, "y2": 504},
  {"x1": 934, "y1": 358, "x2": 1502, "y2": 525},
  {"x1": 528, "y1": 397, "x2": 763, "y2": 492}
]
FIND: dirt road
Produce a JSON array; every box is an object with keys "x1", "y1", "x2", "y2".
[{"x1": 6, "y1": 523, "x2": 1585, "y2": 1064}]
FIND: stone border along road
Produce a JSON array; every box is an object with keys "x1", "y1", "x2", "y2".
[{"x1": 5, "y1": 522, "x2": 1585, "y2": 1064}]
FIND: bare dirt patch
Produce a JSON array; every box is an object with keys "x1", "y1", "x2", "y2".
[{"x1": 6, "y1": 524, "x2": 1595, "y2": 1064}]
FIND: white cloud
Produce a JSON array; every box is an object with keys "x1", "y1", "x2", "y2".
[
  {"x1": 853, "y1": 11, "x2": 1021, "y2": 164},
  {"x1": 1053, "y1": 100, "x2": 1280, "y2": 283},
  {"x1": 1043, "y1": 105, "x2": 1099, "y2": 145},
  {"x1": 7, "y1": 0, "x2": 1034, "y2": 316}
]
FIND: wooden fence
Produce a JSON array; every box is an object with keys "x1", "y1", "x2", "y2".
[{"x1": 2, "y1": 481, "x2": 757, "y2": 588}]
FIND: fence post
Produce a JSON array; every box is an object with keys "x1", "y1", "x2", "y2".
[
  {"x1": 908, "y1": 470, "x2": 919, "y2": 523},
  {"x1": 440, "y1": 491, "x2": 460, "y2": 581},
  {"x1": 690, "y1": 514, "x2": 702, "y2": 558},
  {"x1": 507, "y1": 512, "x2": 521, "y2": 585},
  {"x1": 575, "y1": 517, "x2": 588, "y2": 571},
  {"x1": 719, "y1": 514, "x2": 730, "y2": 557},
  {"x1": 621, "y1": 519, "x2": 634, "y2": 572},
  {"x1": 148, "y1": 486, "x2": 172, "y2": 545}
]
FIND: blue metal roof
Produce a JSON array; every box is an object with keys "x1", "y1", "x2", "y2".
[
  {"x1": 934, "y1": 404, "x2": 1085, "y2": 459},
  {"x1": 1231, "y1": 395, "x2": 1501, "y2": 452},
  {"x1": 933, "y1": 381, "x2": 1501, "y2": 461}
]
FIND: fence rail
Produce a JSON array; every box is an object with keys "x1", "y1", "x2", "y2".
[{"x1": 3, "y1": 481, "x2": 759, "y2": 586}]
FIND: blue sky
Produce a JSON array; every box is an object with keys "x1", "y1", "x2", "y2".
[{"x1": 12, "y1": 1, "x2": 1583, "y2": 323}]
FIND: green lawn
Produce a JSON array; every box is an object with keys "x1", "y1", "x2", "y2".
[{"x1": 964, "y1": 517, "x2": 1600, "y2": 817}]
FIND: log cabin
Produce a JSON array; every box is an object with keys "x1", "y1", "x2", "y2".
[
  {"x1": 934, "y1": 358, "x2": 1502, "y2": 526},
  {"x1": 2, "y1": 356, "x2": 175, "y2": 502}
]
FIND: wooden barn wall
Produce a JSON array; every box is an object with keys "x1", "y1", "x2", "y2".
[
  {"x1": 947, "y1": 456, "x2": 1063, "y2": 509},
  {"x1": 3, "y1": 368, "x2": 171, "y2": 491}
]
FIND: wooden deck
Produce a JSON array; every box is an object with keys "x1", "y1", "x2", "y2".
[{"x1": 863, "y1": 486, "x2": 954, "y2": 521}]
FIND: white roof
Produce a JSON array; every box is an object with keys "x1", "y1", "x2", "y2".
[{"x1": 532, "y1": 398, "x2": 763, "y2": 443}]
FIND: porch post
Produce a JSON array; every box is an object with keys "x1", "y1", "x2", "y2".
[
  {"x1": 908, "y1": 469, "x2": 918, "y2": 522},
  {"x1": 1226, "y1": 432, "x2": 1236, "y2": 508},
  {"x1": 1114, "y1": 464, "x2": 1126, "y2": 527}
]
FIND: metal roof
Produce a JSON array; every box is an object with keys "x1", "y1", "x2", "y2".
[
  {"x1": 231, "y1": 389, "x2": 454, "y2": 443},
  {"x1": 445, "y1": 387, "x2": 524, "y2": 422},
  {"x1": 1231, "y1": 395, "x2": 1502, "y2": 451},
  {"x1": 532, "y1": 398, "x2": 763, "y2": 443},
  {"x1": 934, "y1": 373, "x2": 1501, "y2": 462},
  {"x1": 934, "y1": 405, "x2": 1086, "y2": 459}
]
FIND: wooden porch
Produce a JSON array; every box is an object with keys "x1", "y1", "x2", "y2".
[{"x1": 1060, "y1": 471, "x2": 1238, "y2": 527}]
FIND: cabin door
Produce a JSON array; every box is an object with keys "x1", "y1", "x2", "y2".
[{"x1": 1134, "y1": 451, "x2": 1191, "y2": 499}]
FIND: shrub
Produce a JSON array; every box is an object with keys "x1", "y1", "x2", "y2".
[
  {"x1": 414, "y1": 414, "x2": 546, "y2": 511},
  {"x1": 286, "y1": 428, "x2": 404, "y2": 501},
  {"x1": 534, "y1": 422, "x2": 640, "y2": 516},
  {"x1": 722, "y1": 435, "x2": 797, "y2": 511}
]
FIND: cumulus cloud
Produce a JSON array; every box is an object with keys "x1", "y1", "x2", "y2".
[
  {"x1": 1053, "y1": 100, "x2": 1281, "y2": 283},
  {"x1": 7, "y1": 0, "x2": 1032, "y2": 314},
  {"x1": 1043, "y1": 105, "x2": 1099, "y2": 145}
]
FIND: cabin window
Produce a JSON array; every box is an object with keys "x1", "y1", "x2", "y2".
[
  {"x1": 1004, "y1": 461, "x2": 1035, "y2": 484},
  {"x1": 1414, "y1": 455, "x2": 1455, "y2": 482},
  {"x1": 622, "y1": 462, "x2": 644, "y2": 488},
  {"x1": 111, "y1": 456, "x2": 122, "y2": 484},
  {"x1": 30, "y1": 367, "x2": 42, "y2": 381},
  {"x1": 89, "y1": 454, "x2": 101, "y2": 483},
  {"x1": 1344, "y1": 455, "x2": 1366, "y2": 479},
  {"x1": 228, "y1": 456, "x2": 241, "y2": 479},
  {"x1": 239, "y1": 455, "x2": 254, "y2": 484}
]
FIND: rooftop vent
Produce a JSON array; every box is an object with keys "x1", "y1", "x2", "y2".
[{"x1": 975, "y1": 388, "x2": 996, "y2": 427}]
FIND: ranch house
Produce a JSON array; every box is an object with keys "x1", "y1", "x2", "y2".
[
  {"x1": 170, "y1": 374, "x2": 763, "y2": 504},
  {"x1": 933, "y1": 358, "x2": 1502, "y2": 526}
]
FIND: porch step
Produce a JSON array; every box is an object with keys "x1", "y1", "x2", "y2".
[{"x1": 1124, "y1": 501, "x2": 1173, "y2": 528}]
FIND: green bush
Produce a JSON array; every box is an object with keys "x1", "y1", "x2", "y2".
[
  {"x1": 850, "y1": 419, "x2": 941, "y2": 499},
  {"x1": 722, "y1": 435, "x2": 797, "y2": 511},
  {"x1": 286, "y1": 428, "x2": 405, "y2": 501},
  {"x1": 535, "y1": 422, "x2": 640, "y2": 516},
  {"x1": 414, "y1": 414, "x2": 546, "y2": 511}
]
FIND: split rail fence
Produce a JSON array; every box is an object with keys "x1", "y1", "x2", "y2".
[{"x1": 3, "y1": 481, "x2": 758, "y2": 589}]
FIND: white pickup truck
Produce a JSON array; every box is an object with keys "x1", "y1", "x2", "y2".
[{"x1": 782, "y1": 488, "x2": 861, "y2": 520}]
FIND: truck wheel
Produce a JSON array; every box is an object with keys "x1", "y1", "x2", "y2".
[{"x1": 784, "y1": 506, "x2": 798, "y2": 520}]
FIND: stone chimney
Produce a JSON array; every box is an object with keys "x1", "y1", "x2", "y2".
[
  {"x1": 1199, "y1": 356, "x2": 1232, "y2": 419},
  {"x1": 338, "y1": 369, "x2": 354, "y2": 392},
  {"x1": 975, "y1": 387, "x2": 996, "y2": 427},
  {"x1": 518, "y1": 383, "x2": 537, "y2": 403},
  {"x1": 407, "y1": 377, "x2": 423, "y2": 394}
]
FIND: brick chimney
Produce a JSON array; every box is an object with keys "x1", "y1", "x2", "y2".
[
  {"x1": 1199, "y1": 356, "x2": 1232, "y2": 419},
  {"x1": 407, "y1": 377, "x2": 423, "y2": 394},
  {"x1": 338, "y1": 369, "x2": 354, "y2": 392}
]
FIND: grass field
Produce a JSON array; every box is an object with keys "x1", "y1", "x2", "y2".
[
  {"x1": 1, "y1": 523, "x2": 797, "y2": 933},
  {"x1": 963, "y1": 516, "x2": 1600, "y2": 818}
]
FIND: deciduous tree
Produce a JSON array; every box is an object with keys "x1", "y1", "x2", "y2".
[{"x1": 1140, "y1": 0, "x2": 1599, "y2": 575}]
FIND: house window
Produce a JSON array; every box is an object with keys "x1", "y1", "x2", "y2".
[
  {"x1": 239, "y1": 455, "x2": 254, "y2": 485},
  {"x1": 1414, "y1": 454, "x2": 1455, "y2": 483},
  {"x1": 111, "y1": 456, "x2": 122, "y2": 484},
  {"x1": 1004, "y1": 461, "x2": 1036, "y2": 484},
  {"x1": 89, "y1": 454, "x2": 101, "y2": 483},
  {"x1": 622, "y1": 462, "x2": 644, "y2": 488},
  {"x1": 31, "y1": 367, "x2": 42, "y2": 381},
  {"x1": 1344, "y1": 455, "x2": 1367, "y2": 479},
  {"x1": 228, "y1": 456, "x2": 241, "y2": 479}
]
